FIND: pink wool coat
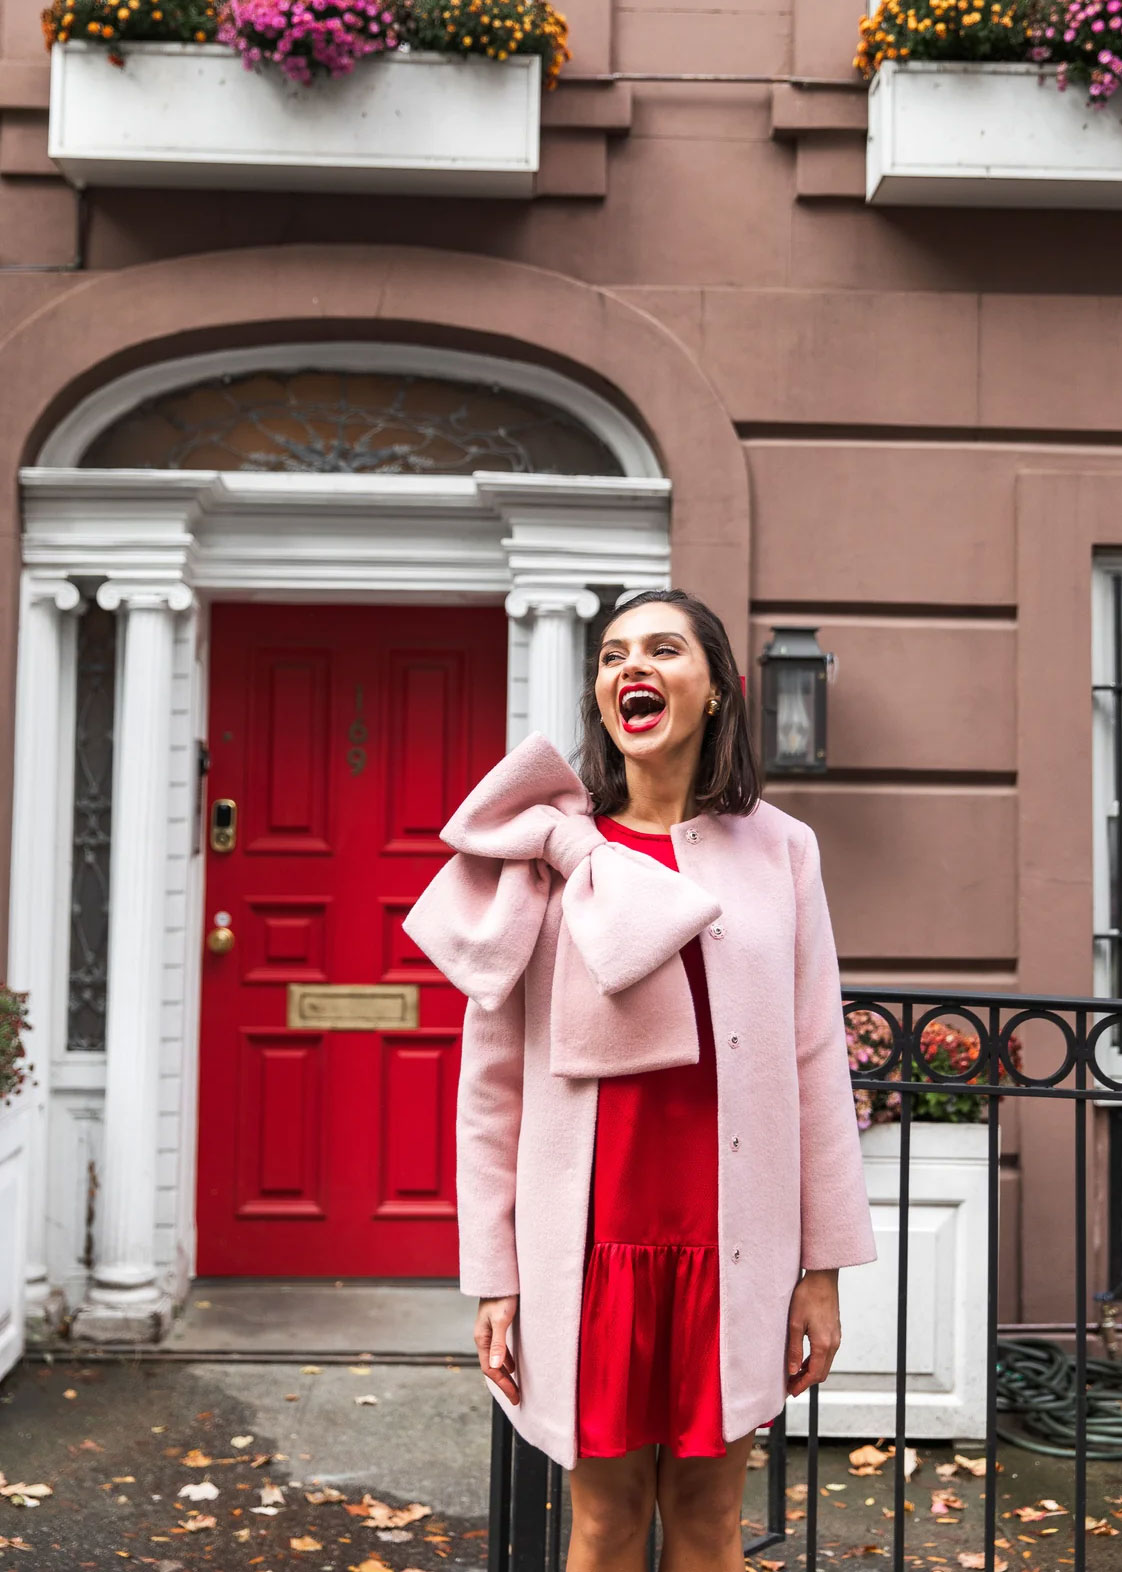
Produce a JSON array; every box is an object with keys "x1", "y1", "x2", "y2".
[{"x1": 402, "y1": 731, "x2": 877, "y2": 1470}]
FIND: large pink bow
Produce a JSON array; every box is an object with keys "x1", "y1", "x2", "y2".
[{"x1": 401, "y1": 731, "x2": 722, "y2": 1079}]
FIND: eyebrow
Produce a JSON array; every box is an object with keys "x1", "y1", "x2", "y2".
[{"x1": 600, "y1": 630, "x2": 688, "y2": 649}]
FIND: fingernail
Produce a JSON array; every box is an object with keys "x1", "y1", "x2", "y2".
[{"x1": 490, "y1": 1352, "x2": 502, "y2": 1367}]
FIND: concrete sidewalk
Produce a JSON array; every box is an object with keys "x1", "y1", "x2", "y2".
[
  {"x1": 2, "y1": 1282, "x2": 1119, "y2": 1571},
  {"x1": 159, "y1": 1280, "x2": 477, "y2": 1359}
]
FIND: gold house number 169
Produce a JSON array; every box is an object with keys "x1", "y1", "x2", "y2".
[{"x1": 347, "y1": 684, "x2": 368, "y2": 776}]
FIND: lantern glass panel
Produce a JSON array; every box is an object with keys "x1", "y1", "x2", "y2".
[{"x1": 775, "y1": 665, "x2": 817, "y2": 768}]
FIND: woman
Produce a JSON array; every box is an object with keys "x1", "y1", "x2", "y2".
[{"x1": 402, "y1": 588, "x2": 876, "y2": 1572}]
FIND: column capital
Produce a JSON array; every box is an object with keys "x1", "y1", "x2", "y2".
[
  {"x1": 505, "y1": 585, "x2": 600, "y2": 622},
  {"x1": 26, "y1": 577, "x2": 83, "y2": 613},
  {"x1": 96, "y1": 581, "x2": 195, "y2": 614}
]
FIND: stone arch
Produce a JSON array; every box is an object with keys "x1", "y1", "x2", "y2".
[{"x1": 2, "y1": 244, "x2": 749, "y2": 651}]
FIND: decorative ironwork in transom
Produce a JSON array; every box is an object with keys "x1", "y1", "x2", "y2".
[
  {"x1": 67, "y1": 602, "x2": 116, "y2": 1053},
  {"x1": 81, "y1": 370, "x2": 625, "y2": 477}
]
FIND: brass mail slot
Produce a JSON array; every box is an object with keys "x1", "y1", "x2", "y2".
[{"x1": 287, "y1": 983, "x2": 419, "y2": 1032}]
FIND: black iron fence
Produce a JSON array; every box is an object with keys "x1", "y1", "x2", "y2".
[{"x1": 485, "y1": 986, "x2": 1122, "y2": 1572}]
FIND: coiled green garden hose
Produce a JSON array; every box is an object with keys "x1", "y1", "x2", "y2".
[{"x1": 995, "y1": 1337, "x2": 1122, "y2": 1459}]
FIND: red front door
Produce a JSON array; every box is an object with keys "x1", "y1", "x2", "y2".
[{"x1": 196, "y1": 603, "x2": 507, "y2": 1277}]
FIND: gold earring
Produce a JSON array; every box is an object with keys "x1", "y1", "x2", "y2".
[{"x1": 705, "y1": 696, "x2": 720, "y2": 716}]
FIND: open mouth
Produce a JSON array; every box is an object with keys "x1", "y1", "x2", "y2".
[{"x1": 619, "y1": 684, "x2": 667, "y2": 734}]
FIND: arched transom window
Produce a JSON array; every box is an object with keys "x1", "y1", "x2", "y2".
[{"x1": 80, "y1": 369, "x2": 626, "y2": 477}]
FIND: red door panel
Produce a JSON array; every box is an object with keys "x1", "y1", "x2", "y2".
[{"x1": 196, "y1": 604, "x2": 507, "y2": 1277}]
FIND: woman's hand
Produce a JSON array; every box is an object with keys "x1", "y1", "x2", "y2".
[
  {"x1": 785, "y1": 1268, "x2": 842, "y2": 1398},
  {"x1": 475, "y1": 1295, "x2": 520, "y2": 1404}
]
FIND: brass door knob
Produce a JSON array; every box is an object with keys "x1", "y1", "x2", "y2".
[{"x1": 206, "y1": 926, "x2": 235, "y2": 955}]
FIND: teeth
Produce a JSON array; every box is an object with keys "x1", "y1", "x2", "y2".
[{"x1": 621, "y1": 687, "x2": 664, "y2": 715}]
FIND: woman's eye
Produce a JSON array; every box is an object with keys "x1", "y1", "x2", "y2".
[{"x1": 599, "y1": 645, "x2": 680, "y2": 663}]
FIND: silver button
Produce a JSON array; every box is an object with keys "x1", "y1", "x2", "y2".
[
  {"x1": 731, "y1": 1135, "x2": 740, "y2": 1151},
  {"x1": 728, "y1": 1032, "x2": 741, "y2": 1048},
  {"x1": 685, "y1": 827, "x2": 701, "y2": 843},
  {"x1": 732, "y1": 1247, "x2": 741, "y2": 1262},
  {"x1": 709, "y1": 923, "x2": 724, "y2": 939}
]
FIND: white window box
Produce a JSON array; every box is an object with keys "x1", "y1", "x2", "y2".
[
  {"x1": 48, "y1": 42, "x2": 540, "y2": 196},
  {"x1": 786, "y1": 1122, "x2": 992, "y2": 1440},
  {"x1": 0, "y1": 1099, "x2": 29, "y2": 1382},
  {"x1": 867, "y1": 60, "x2": 1122, "y2": 208}
]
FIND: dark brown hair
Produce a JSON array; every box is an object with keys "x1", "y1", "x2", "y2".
[{"x1": 576, "y1": 588, "x2": 763, "y2": 817}]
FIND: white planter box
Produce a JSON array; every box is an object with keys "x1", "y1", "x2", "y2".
[
  {"x1": 48, "y1": 42, "x2": 540, "y2": 196},
  {"x1": 0, "y1": 1099, "x2": 29, "y2": 1384},
  {"x1": 786, "y1": 1122, "x2": 992, "y2": 1440},
  {"x1": 867, "y1": 61, "x2": 1122, "y2": 208}
]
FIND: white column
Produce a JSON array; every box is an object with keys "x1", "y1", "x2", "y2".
[
  {"x1": 71, "y1": 581, "x2": 194, "y2": 1341},
  {"x1": 8, "y1": 577, "x2": 83, "y2": 1330},
  {"x1": 504, "y1": 586, "x2": 600, "y2": 760}
]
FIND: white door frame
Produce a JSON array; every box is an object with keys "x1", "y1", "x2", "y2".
[{"x1": 10, "y1": 343, "x2": 671, "y2": 1339}]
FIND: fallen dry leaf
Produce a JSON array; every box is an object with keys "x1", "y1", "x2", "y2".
[
  {"x1": 230, "y1": 1435, "x2": 253, "y2": 1449},
  {"x1": 1086, "y1": 1517, "x2": 1120, "y2": 1535},
  {"x1": 786, "y1": 1483, "x2": 809, "y2": 1501},
  {"x1": 179, "y1": 1449, "x2": 211, "y2": 1468},
  {"x1": 746, "y1": 1446, "x2": 769, "y2": 1470},
  {"x1": 955, "y1": 1455, "x2": 994, "y2": 1477},
  {"x1": 932, "y1": 1489, "x2": 966, "y2": 1514},
  {"x1": 259, "y1": 1482, "x2": 286, "y2": 1507},
  {"x1": 304, "y1": 1485, "x2": 345, "y2": 1504},
  {"x1": 850, "y1": 1445, "x2": 891, "y2": 1472},
  {"x1": 178, "y1": 1514, "x2": 216, "y2": 1532},
  {"x1": 289, "y1": 1534, "x2": 323, "y2": 1551},
  {"x1": 957, "y1": 1555, "x2": 1007, "y2": 1571},
  {"x1": 354, "y1": 1394, "x2": 379, "y2": 1406},
  {"x1": 352, "y1": 1560, "x2": 392, "y2": 1572},
  {"x1": 0, "y1": 1482, "x2": 53, "y2": 1506},
  {"x1": 1014, "y1": 1502, "x2": 1067, "y2": 1522},
  {"x1": 757, "y1": 1560, "x2": 785, "y2": 1571},
  {"x1": 0, "y1": 1538, "x2": 34, "y2": 1553},
  {"x1": 350, "y1": 1496, "x2": 433, "y2": 1529},
  {"x1": 177, "y1": 1481, "x2": 218, "y2": 1501}
]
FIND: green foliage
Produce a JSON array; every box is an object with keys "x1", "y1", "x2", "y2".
[{"x1": 0, "y1": 986, "x2": 33, "y2": 1107}]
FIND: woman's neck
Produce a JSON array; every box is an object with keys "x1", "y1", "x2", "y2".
[{"x1": 612, "y1": 751, "x2": 701, "y2": 834}]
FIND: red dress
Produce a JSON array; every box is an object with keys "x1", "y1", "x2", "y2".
[{"x1": 576, "y1": 814, "x2": 726, "y2": 1458}]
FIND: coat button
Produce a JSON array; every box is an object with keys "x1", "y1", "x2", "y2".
[
  {"x1": 685, "y1": 827, "x2": 701, "y2": 843},
  {"x1": 728, "y1": 1032, "x2": 741, "y2": 1048},
  {"x1": 731, "y1": 1135, "x2": 740, "y2": 1151},
  {"x1": 709, "y1": 923, "x2": 724, "y2": 939},
  {"x1": 732, "y1": 1247, "x2": 741, "y2": 1262}
]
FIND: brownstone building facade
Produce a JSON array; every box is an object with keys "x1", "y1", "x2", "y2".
[{"x1": 0, "y1": 0, "x2": 1118, "y2": 1379}]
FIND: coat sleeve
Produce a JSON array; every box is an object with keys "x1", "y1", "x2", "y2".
[
  {"x1": 455, "y1": 975, "x2": 526, "y2": 1299},
  {"x1": 793, "y1": 822, "x2": 878, "y2": 1271}
]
